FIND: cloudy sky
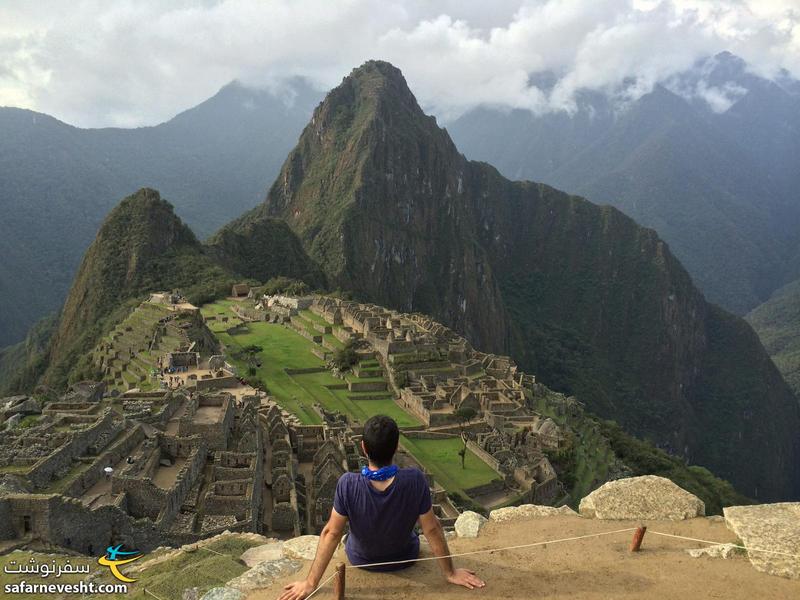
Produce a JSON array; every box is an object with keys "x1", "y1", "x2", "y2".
[{"x1": 1, "y1": 0, "x2": 798, "y2": 128}]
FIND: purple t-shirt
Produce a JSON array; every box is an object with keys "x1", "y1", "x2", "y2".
[{"x1": 333, "y1": 468, "x2": 432, "y2": 571}]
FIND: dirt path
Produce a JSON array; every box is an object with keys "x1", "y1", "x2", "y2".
[{"x1": 247, "y1": 514, "x2": 800, "y2": 600}]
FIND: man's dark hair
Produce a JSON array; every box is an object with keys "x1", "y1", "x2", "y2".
[{"x1": 362, "y1": 415, "x2": 399, "y2": 467}]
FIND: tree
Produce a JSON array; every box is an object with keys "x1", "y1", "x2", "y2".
[
  {"x1": 454, "y1": 406, "x2": 478, "y2": 469},
  {"x1": 239, "y1": 344, "x2": 262, "y2": 375},
  {"x1": 332, "y1": 339, "x2": 358, "y2": 371}
]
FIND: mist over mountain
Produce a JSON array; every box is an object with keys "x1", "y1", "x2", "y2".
[
  {"x1": 213, "y1": 60, "x2": 800, "y2": 501},
  {"x1": 448, "y1": 52, "x2": 800, "y2": 316},
  {"x1": 0, "y1": 79, "x2": 320, "y2": 346}
]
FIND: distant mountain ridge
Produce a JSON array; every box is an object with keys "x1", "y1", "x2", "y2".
[
  {"x1": 212, "y1": 60, "x2": 800, "y2": 501},
  {"x1": 448, "y1": 52, "x2": 800, "y2": 315},
  {"x1": 0, "y1": 79, "x2": 321, "y2": 346},
  {"x1": 3, "y1": 51, "x2": 798, "y2": 348}
]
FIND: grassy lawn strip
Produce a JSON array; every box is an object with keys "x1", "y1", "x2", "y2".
[
  {"x1": 400, "y1": 435, "x2": 499, "y2": 495},
  {"x1": 201, "y1": 302, "x2": 421, "y2": 428},
  {"x1": 212, "y1": 320, "x2": 323, "y2": 424},
  {"x1": 299, "y1": 309, "x2": 331, "y2": 326}
]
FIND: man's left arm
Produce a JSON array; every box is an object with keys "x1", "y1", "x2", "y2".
[
  {"x1": 278, "y1": 508, "x2": 347, "y2": 600},
  {"x1": 418, "y1": 508, "x2": 485, "y2": 590}
]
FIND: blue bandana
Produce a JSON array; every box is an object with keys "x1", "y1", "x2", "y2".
[{"x1": 361, "y1": 464, "x2": 398, "y2": 481}]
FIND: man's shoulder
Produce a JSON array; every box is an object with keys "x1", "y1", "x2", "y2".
[
  {"x1": 399, "y1": 467, "x2": 427, "y2": 484},
  {"x1": 338, "y1": 471, "x2": 359, "y2": 485}
]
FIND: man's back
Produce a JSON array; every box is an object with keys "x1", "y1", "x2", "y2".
[{"x1": 333, "y1": 467, "x2": 432, "y2": 570}]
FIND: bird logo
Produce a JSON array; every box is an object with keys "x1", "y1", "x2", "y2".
[{"x1": 97, "y1": 545, "x2": 143, "y2": 583}]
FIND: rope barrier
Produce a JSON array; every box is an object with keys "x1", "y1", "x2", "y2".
[
  {"x1": 344, "y1": 526, "x2": 638, "y2": 570},
  {"x1": 286, "y1": 525, "x2": 800, "y2": 598},
  {"x1": 143, "y1": 588, "x2": 167, "y2": 600},
  {"x1": 648, "y1": 530, "x2": 800, "y2": 559}
]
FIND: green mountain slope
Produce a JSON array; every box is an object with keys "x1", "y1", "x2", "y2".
[
  {"x1": 207, "y1": 215, "x2": 324, "y2": 287},
  {"x1": 747, "y1": 278, "x2": 800, "y2": 395},
  {"x1": 0, "y1": 81, "x2": 320, "y2": 346},
  {"x1": 449, "y1": 53, "x2": 800, "y2": 316},
  {"x1": 41, "y1": 188, "x2": 235, "y2": 389},
  {"x1": 215, "y1": 60, "x2": 800, "y2": 501}
]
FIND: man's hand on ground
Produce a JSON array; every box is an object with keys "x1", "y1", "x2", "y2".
[
  {"x1": 447, "y1": 568, "x2": 486, "y2": 590},
  {"x1": 278, "y1": 579, "x2": 315, "y2": 600}
]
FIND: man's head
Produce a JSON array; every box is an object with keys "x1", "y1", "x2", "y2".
[{"x1": 361, "y1": 415, "x2": 399, "y2": 467}]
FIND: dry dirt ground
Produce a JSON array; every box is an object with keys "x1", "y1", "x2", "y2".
[{"x1": 247, "y1": 514, "x2": 800, "y2": 600}]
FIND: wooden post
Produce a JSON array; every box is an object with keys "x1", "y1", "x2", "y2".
[
  {"x1": 334, "y1": 563, "x2": 346, "y2": 600},
  {"x1": 630, "y1": 525, "x2": 647, "y2": 552}
]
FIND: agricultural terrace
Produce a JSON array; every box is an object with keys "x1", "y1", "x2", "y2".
[
  {"x1": 400, "y1": 435, "x2": 500, "y2": 495},
  {"x1": 89, "y1": 301, "x2": 192, "y2": 392},
  {"x1": 200, "y1": 301, "x2": 420, "y2": 427}
]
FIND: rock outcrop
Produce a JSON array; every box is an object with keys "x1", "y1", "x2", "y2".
[
  {"x1": 724, "y1": 502, "x2": 800, "y2": 579},
  {"x1": 226, "y1": 558, "x2": 302, "y2": 592},
  {"x1": 579, "y1": 476, "x2": 705, "y2": 520},
  {"x1": 455, "y1": 511, "x2": 488, "y2": 538},
  {"x1": 283, "y1": 535, "x2": 321, "y2": 561},
  {"x1": 489, "y1": 504, "x2": 578, "y2": 523},
  {"x1": 200, "y1": 587, "x2": 245, "y2": 600},
  {"x1": 240, "y1": 540, "x2": 285, "y2": 568}
]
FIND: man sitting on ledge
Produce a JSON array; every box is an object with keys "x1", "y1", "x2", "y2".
[{"x1": 279, "y1": 414, "x2": 486, "y2": 599}]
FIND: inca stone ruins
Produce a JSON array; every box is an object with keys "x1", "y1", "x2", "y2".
[{"x1": 0, "y1": 291, "x2": 578, "y2": 554}]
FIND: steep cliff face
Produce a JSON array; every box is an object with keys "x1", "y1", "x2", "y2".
[
  {"x1": 43, "y1": 188, "x2": 233, "y2": 388},
  {"x1": 227, "y1": 62, "x2": 510, "y2": 349},
  {"x1": 216, "y1": 61, "x2": 800, "y2": 500}
]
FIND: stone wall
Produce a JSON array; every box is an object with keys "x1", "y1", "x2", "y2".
[
  {"x1": 463, "y1": 479, "x2": 505, "y2": 498},
  {"x1": 403, "y1": 431, "x2": 459, "y2": 441},
  {"x1": 466, "y1": 439, "x2": 503, "y2": 473},
  {"x1": 178, "y1": 395, "x2": 234, "y2": 451},
  {"x1": 347, "y1": 380, "x2": 388, "y2": 392},
  {"x1": 63, "y1": 425, "x2": 146, "y2": 498},
  {"x1": 26, "y1": 409, "x2": 119, "y2": 489},
  {"x1": 156, "y1": 442, "x2": 206, "y2": 527},
  {"x1": 2, "y1": 493, "x2": 166, "y2": 554},
  {"x1": 195, "y1": 375, "x2": 240, "y2": 392},
  {"x1": 0, "y1": 497, "x2": 14, "y2": 539},
  {"x1": 160, "y1": 434, "x2": 199, "y2": 459},
  {"x1": 399, "y1": 388, "x2": 432, "y2": 426},
  {"x1": 140, "y1": 392, "x2": 184, "y2": 426},
  {"x1": 285, "y1": 367, "x2": 327, "y2": 376}
]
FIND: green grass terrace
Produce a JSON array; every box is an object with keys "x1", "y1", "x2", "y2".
[
  {"x1": 400, "y1": 435, "x2": 500, "y2": 496},
  {"x1": 201, "y1": 300, "x2": 420, "y2": 427}
]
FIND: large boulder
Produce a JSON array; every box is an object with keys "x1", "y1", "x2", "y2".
[
  {"x1": 240, "y1": 541, "x2": 284, "y2": 567},
  {"x1": 579, "y1": 476, "x2": 705, "y2": 520},
  {"x1": 283, "y1": 535, "x2": 320, "y2": 561},
  {"x1": 226, "y1": 558, "x2": 302, "y2": 592},
  {"x1": 2, "y1": 396, "x2": 39, "y2": 418},
  {"x1": 489, "y1": 504, "x2": 577, "y2": 523},
  {"x1": 4, "y1": 414, "x2": 23, "y2": 430},
  {"x1": 724, "y1": 503, "x2": 800, "y2": 579},
  {"x1": 455, "y1": 511, "x2": 487, "y2": 538}
]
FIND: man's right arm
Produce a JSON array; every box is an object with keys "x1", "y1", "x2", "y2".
[
  {"x1": 278, "y1": 507, "x2": 347, "y2": 600},
  {"x1": 418, "y1": 509, "x2": 485, "y2": 590}
]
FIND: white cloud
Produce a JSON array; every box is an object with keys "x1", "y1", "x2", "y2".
[{"x1": 0, "y1": 0, "x2": 798, "y2": 127}]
